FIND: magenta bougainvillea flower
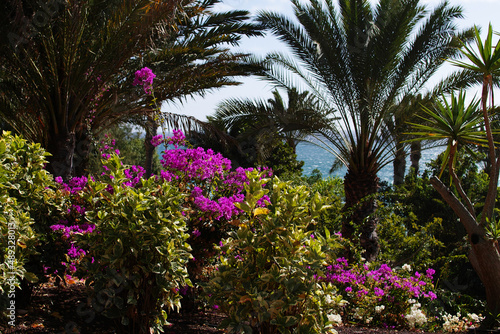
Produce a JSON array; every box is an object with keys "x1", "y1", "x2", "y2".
[{"x1": 133, "y1": 67, "x2": 156, "y2": 94}]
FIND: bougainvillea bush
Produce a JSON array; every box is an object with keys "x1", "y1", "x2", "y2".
[
  {"x1": 204, "y1": 171, "x2": 349, "y2": 334},
  {"x1": 156, "y1": 130, "x2": 272, "y2": 281},
  {"x1": 317, "y1": 260, "x2": 438, "y2": 329},
  {"x1": 49, "y1": 131, "x2": 271, "y2": 332},
  {"x1": 52, "y1": 151, "x2": 192, "y2": 333}
]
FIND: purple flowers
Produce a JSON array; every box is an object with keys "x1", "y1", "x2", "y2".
[
  {"x1": 151, "y1": 134, "x2": 163, "y2": 147},
  {"x1": 133, "y1": 67, "x2": 156, "y2": 94},
  {"x1": 319, "y1": 258, "x2": 437, "y2": 305},
  {"x1": 161, "y1": 147, "x2": 232, "y2": 181}
]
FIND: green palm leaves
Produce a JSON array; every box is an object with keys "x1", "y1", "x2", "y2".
[
  {"x1": 257, "y1": 0, "x2": 469, "y2": 261},
  {"x1": 210, "y1": 88, "x2": 332, "y2": 165},
  {"x1": 449, "y1": 24, "x2": 500, "y2": 78},
  {"x1": 407, "y1": 92, "x2": 483, "y2": 177},
  {"x1": 257, "y1": 0, "x2": 468, "y2": 175}
]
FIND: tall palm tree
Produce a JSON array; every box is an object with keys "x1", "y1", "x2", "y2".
[
  {"x1": 256, "y1": 0, "x2": 471, "y2": 260},
  {"x1": 409, "y1": 24, "x2": 500, "y2": 327},
  {"x1": 0, "y1": 0, "x2": 264, "y2": 179},
  {"x1": 0, "y1": 0, "x2": 183, "y2": 179}
]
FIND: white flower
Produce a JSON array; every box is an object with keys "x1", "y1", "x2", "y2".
[
  {"x1": 405, "y1": 303, "x2": 427, "y2": 328},
  {"x1": 402, "y1": 263, "x2": 412, "y2": 271},
  {"x1": 327, "y1": 314, "x2": 343, "y2": 326},
  {"x1": 375, "y1": 305, "x2": 386, "y2": 313}
]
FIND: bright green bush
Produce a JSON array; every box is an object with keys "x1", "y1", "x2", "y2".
[
  {"x1": 75, "y1": 154, "x2": 192, "y2": 333},
  {"x1": 204, "y1": 171, "x2": 347, "y2": 334},
  {"x1": 376, "y1": 201, "x2": 445, "y2": 272},
  {"x1": 0, "y1": 131, "x2": 63, "y2": 306}
]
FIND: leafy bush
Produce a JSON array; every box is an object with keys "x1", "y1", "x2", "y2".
[
  {"x1": 55, "y1": 153, "x2": 192, "y2": 333},
  {"x1": 50, "y1": 131, "x2": 271, "y2": 332},
  {"x1": 0, "y1": 131, "x2": 63, "y2": 307},
  {"x1": 204, "y1": 171, "x2": 348, "y2": 334},
  {"x1": 376, "y1": 201, "x2": 445, "y2": 272}
]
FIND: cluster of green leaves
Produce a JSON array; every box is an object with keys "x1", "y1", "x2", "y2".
[
  {"x1": 87, "y1": 123, "x2": 161, "y2": 175},
  {"x1": 376, "y1": 201, "x2": 445, "y2": 273},
  {"x1": 76, "y1": 154, "x2": 192, "y2": 333},
  {"x1": 376, "y1": 154, "x2": 490, "y2": 301},
  {"x1": 262, "y1": 139, "x2": 304, "y2": 178},
  {"x1": 204, "y1": 171, "x2": 347, "y2": 334},
  {"x1": 283, "y1": 170, "x2": 344, "y2": 235},
  {"x1": 0, "y1": 131, "x2": 63, "y2": 306}
]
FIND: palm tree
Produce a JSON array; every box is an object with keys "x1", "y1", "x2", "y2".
[
  {"x1": 0, "y1": 0, "x2": 183, "y2": 179},
  {"x1": 210, "y1": 88, "x2": 332, "y2": 166},
  {"x1": 408, "y1": 24, "x2": 500, "y2": 328},
  {"x1": 0, "y1": 0, "x2": 264, "y2": 179},
  {"x1": 256, "y1": 0, "x2": 471, "y2": 260}
]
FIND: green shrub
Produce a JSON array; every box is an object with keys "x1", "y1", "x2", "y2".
[
  {"x1": 376, "y1": 201, "x2": 445, "y2": 272},
  {"x1": 0, "y1": 131, "x2": 63, "y2": 308},
  {"x1": 204, "y1": 171, "x2": 347, "y2": 334},
  {"x1": 75, "y1": 154, "x2": 192, "y2": 333}
]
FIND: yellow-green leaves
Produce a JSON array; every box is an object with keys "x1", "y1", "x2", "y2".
[{"x1": 204, "y1": 172, "x2": 345, "y2": 333}]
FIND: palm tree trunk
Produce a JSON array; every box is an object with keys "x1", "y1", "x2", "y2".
[
  {"x1": 47, "y1": 130, "x2": 76, "y2": 180},
  {"x1": 410, "y1": 141, "x2": 421, "y2": 175},
  {"x1": 393, "y1": 142, "x2": 406, "y2": 186},
  {"x1": 342, "y1": 167, "x2": 380, "y2": 262},
  {"x1": 73, "y1": 130, "x2": 92, "y2": 176}
]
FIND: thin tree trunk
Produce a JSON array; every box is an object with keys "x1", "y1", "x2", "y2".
[
  {"x1": 393, "y1": 142, "x2": 406, "y2": 186},
  {"x1": 342, "y1": 167, "x2": 380, "y2": 262},
  {"x1": 144, "y1": 114, "x2": 158, "y2": 177},
  {"x1": 410, "y1": 141, "x2": 421, "y2": 175}
]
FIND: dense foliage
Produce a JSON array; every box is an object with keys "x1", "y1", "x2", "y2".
[
  {"x1": 0, "y1": 129, "x2": 490, "y2": 332},
  {"x1": 0, "y1": 132, "x2": 64, "y2": 308},
  {"x1": 204, "y1": 172, "x2": 344, "y2": 333}
]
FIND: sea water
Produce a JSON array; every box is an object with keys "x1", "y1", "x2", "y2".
[
  {"x1": 296, "y1": 142, "x2": 444, "y2": 184},
  {"x1": 158, "y1": 141, "x2": 444, "y2": 184}
]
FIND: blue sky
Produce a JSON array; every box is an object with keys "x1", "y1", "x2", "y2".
[{"x1": 166, "y1": 0, "x2": 500, "y2": 121}]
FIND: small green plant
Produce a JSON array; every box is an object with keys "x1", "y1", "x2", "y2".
[
  {"x1": 204, "y1": 170, "x2": 347, "y2": 333},
  {"x1": 76, "y1": 153, "x2": 192, "y2": 333}
]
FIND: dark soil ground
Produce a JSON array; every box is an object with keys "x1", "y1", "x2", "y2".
[{"x1": 1, "y1": 280, "x2": 467, "y2": 334}]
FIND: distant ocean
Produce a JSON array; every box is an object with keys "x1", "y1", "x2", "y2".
[{"x1": 296, "y1": 142, "x2": 444, "y2": 184}]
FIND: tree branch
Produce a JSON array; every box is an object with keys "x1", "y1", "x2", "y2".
[{"x1": 430, "y1": 176, "x2": 480, "y2": 236}]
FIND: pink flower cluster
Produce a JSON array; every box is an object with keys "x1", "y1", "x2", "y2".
[
  {"x1": 133, "y1": 67, "x2": 156, "y2": 94},
  {"x1": 50, "y1": 223, "x2": 96, "y2": 238},
  {"x1": 192, "y1": 187, "x2": 245, "y2": 220},
  {"x1": 318, "y1": 258, "x2": 437, "y2": 300},
  {"x1": 56, "y1": 175, "x2": 90, "y2": 193},
  {"x1": 161, "y1": 147, "x2": 232, "y2": 182},
  {"x1": 123, "y1": 165, "x2": 145, "y2": 187},
  {"x1": 166, "y1": 129, "x2": 186, "y2": 148},
  {"x1": 151, "y1": 134, "x2": 163, "y2": 147}
]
